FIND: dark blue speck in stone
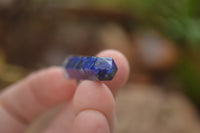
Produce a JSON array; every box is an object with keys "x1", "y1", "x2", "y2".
[{"x1": 63, "y1": 56, "x2": 118, "y2": 81}]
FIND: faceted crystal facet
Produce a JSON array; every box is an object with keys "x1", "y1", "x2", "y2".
[{"x1": 63, "y1": 56, "x2": 118, "y2": 81}]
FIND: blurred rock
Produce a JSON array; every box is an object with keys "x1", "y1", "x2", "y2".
[
  {"x1": 116, "y1": 84, "x2": 200, "y2": 133},
  {"x1": 0, "y1": 0, "x2": 14, "y2": 7},
  {"x1": 42, "y1": 21, "x2": 102, "y2": 66},
  {"x1": 129, "y1": 72, "x2": 153, "y2": 84},
  {"x1": 98, "y1": 23, "x2": 132, "y2": 62},
  {"x1": 132, "y1": 31, "x2": 178, "y2": 71}
]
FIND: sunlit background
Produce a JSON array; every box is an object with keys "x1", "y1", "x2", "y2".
[{"x1": 0, "y1": 0, "x2": 200, "y2": 133}]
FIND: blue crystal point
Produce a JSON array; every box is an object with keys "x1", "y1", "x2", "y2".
[{"x1": 63, "y1": 56, "x2": 118, "y2": 81}]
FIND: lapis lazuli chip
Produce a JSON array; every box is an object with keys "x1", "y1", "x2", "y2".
[{"x1": 63, "y1": 56, "x2": 118, "y2": 81}]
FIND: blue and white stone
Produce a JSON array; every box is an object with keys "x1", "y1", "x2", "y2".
[{"x1": 63, "y1": 56, "x2": 118, "y2": 81}]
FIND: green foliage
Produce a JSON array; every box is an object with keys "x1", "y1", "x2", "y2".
[
  {"x1": 176, "y1": 59, "x2": 200, "y2": 104},
  {"x1": 74, "y1": 0, "x2": 200, "y2": 48},
  {"x1": 151, "y1": 0, "x2": 200, "y2": 48}
]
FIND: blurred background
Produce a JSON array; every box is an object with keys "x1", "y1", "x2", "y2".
[{"x1": 0, "y1": 0, "x2": 200, "y2": 133}]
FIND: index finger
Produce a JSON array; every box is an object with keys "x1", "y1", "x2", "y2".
[{"x1": 0, "y1": 67, "x2": 77, "y2": 133}]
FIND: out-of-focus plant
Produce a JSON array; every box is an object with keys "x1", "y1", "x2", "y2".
[
  {"x1": 176, "y1": 58, "x2": 200, "y2": 104},
  {"x1": 54, "y1": 0, "x2": 200, "y2": 49},
  {"x1": 93, "y1": 0, "x2": 200, "y2": 47}
]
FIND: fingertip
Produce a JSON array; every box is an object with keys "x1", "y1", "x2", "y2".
[
  {"x1": 72, "y1": 110, "x2": 110, "y2": 133},
  {"x1": 73, "y1": 81, "x2": 115, "y2": 116},
  {"x1": 97, "y1": 49, "x2": 130, "y2": 95}
]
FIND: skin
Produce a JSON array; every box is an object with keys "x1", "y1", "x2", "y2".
[{"x1": 0, "y1": 50, "x2": 130, "y2": 133}]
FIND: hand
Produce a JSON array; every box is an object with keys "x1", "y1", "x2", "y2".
[{"x1": 0, "y1": 50, "x2": 129, "y2": 133}]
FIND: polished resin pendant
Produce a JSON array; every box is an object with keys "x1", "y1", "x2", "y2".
[{"x1": 63, "y1": 56, "x2": 118, "y2": 81}]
